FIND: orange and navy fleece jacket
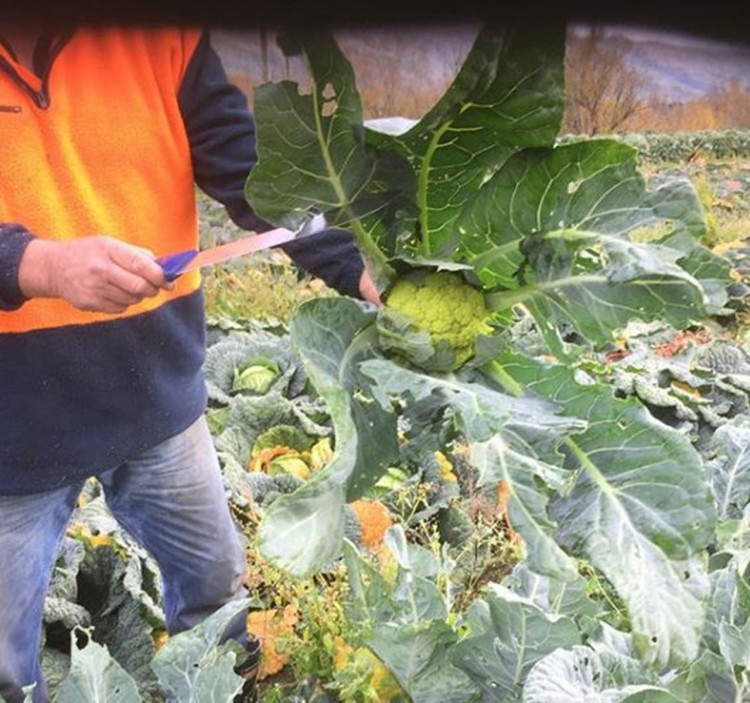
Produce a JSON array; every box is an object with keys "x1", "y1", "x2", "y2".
[{"x1": 0, "y1": 26, "x2": 364, "y2": 494}]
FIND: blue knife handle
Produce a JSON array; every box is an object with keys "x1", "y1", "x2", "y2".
[{"x1": 156, "y1": 249, "x2": 198, "y2": 282}]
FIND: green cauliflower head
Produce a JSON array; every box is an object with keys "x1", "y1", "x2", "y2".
[{"x1": 379, "y1": 269, "x2": 495, "y2": 372}]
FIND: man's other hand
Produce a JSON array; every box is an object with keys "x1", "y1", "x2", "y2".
[
  {"x1": 358, "y1": 268, "x2": 381, "y2": 305},
  {"x1": 18, "y1": 235, "x2": 174, "y2": 314}
]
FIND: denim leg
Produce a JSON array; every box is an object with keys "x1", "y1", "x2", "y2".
[
  {"x1": 98, "y1": 415, "x2": 250, "y2": 645},
  {"x1": 0, "y1": 483, "x2": 83, "y2": 703}
]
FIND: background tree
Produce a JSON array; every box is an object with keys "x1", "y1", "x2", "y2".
[
  {"x1": 216, "y1": 26, "x2": 748, "y2": 134},
  {"x1": 564, "y1": 24, "x2": 647, "y2": 134},
  {"x1": 711, "y1": 76, "x2": 750, "y2": 127}
]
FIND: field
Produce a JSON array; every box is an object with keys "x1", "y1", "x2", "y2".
[
  {"x1": 202, "y1": 154, "x2": 750, "y2": 326},
  {"x1": 34, "y1": 151, "x2": 750, "y2": 703},
  {"x1": 32, "y1": 23, "x2": 750, "y2": 703}
]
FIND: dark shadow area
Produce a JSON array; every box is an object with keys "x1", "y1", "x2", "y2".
[{"x1": 2, "y1": 0, "x2": 748, "y2": 48}]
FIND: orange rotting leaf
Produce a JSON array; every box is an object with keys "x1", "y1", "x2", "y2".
[
  {"x1": 603, "y1": 348, "x2": 630, "y2": 362},
  {"x1": 247, "y1": 605, "x2": 299, "y2": 679},
  {"x1": 653, "y1": 328, "x2": 717, "y2": 358},
  {"x1": 496, "y1": 480, "x2": 510, "y2": 518},
  {"x1": 496, "y1": 481, "x2": 523, "y2": 546},
  {"x1": 332, "y1": 635, "x2": 354, "y2": 672},
  {"x1": 350, "y1": 499, "x2": 394, "y2": 549},
  {"x1": 248, "y1": 446, "x2": 297, "y2": 473}
]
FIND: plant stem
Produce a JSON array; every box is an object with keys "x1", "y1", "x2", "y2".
[
  {"x1": 484, "y1": 275, "x2": 603, "y2": 311},
  {"x1": 418, "y1": 121, "x2": 452, "y2": 258},
  {"x1": 309, "y1": 75, "x2": 397, "y2": 294},
  {"x1": 480, "y1": 358, "x2": 524, "y2": 398}
]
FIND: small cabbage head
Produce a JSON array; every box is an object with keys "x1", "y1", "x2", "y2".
[
  {"x1": 232, "y1": 359, "x2": 280, "y2": 394},
  {"x1": 378, "y1": 268, "x2": 499, "y2": 372}
]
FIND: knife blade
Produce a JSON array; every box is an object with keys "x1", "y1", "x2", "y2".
[{"x1": 157, "y1": 214, "x2": 328, "y2": 281}]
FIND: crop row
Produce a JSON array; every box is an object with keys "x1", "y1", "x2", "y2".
[{"x1": 558, "y1": 128, "x2": 750, "y2": 163}]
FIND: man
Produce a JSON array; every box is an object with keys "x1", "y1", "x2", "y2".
[{"x1": 0, "y1": 22, "x2": 377, "y2": 703}]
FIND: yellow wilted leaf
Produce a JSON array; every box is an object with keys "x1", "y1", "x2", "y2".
[
  {"x1": 89, "y1": 534, "x2": 115, "y2": 549},
  {"x1": 332, "y1": 635, "x2": 354, "y2": 672},
  {"x1": 152, "y1": 629, "x2": 169, "y2": 651},
  {"x1": 67, "y1": 524, "x2": 122, "y2": 554},
  {"x1": 713, "y1": 238, "x2": 746, "y2": 256},
  {"x1": 496, "y1": 480, "x2": 523, "y2": 547},
  {"x1": 434, "y1": 450, "x2": 457, "y2": 483},
  {"x1": 332, "y1": 636, "x2": 406, "y2": 702},
  {"x1": 308, "y1": 437, "x2": 334, "y2": 470},
  {"x1": 671, "y1": 380, "x2": 703, "y2": 397},
  {"x1": 372, "y1": 543, "x2": 398, "y2": 584}
]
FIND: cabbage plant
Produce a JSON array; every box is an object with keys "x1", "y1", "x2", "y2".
[{"x1": 243, "y1": 23, "x2": 749, "y2": 701}]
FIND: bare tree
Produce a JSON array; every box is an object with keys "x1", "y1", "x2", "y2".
[
  {"x1": 564, "y1": 24, "x2": 647, "y2": 134},
  {"x1": 711, "y1": 76, "x2": 750, "y2": 128}
]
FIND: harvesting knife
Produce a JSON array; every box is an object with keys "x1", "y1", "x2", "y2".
[{"x1": 157, "y1": 213, "x2": 328, "y2": 282}]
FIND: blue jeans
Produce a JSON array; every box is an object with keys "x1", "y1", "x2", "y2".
[{"x1": 0, "y1": 416, "x2": 249, "y2": 703}]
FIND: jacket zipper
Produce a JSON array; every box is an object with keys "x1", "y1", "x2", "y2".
[{"x1": 0, "y1": 28, "x2": 72, "y2": 110}]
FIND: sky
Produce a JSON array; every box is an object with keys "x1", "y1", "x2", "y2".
[{"x1": 577, "y1": 23, "x2": 750, "y2": 101}]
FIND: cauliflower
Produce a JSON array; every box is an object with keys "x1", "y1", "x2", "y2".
[{"x1": 381, "y1": 269, "x2": 495, "y2": 371}]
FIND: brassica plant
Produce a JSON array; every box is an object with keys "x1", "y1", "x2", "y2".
[{"x1": 242, "y1": 22, "x2": 747, "y2": 701}]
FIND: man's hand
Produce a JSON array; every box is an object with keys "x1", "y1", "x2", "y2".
[
  {"x1": 358, "y1": 267, "x2": 382, "y2": 305},
  {"x1": 18, "y1": 235, "x2": 174, "y2": 314}
]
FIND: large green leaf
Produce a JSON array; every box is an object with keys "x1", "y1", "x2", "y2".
[
  {"x1": 151, "y1": 598, "x2": 256, "y2": 703},
  {"x1": 244, "y1": 32, "x2": 412, "y2": 288},
  {"x1": 522, "y1": 644, "x2": 681, "y2": 703},
  {"x1": 714, "y1": 504, "x2": 750, "y2": 577},
  {"x1": 695, "y1": 562, "x2": 750, "y2": 701},
  {"x1": 257, "y1": 298, "x2": 399, "y2": 576},
  {"x1": 54, "y1": 629, "x2": 142, "y2": 703},
  {"x1": 344, "y1": 528, "x2": 448, "y2": 627},
  {"x1": 703, "y1": 559, "x2": 750, "y2": 654},
  {"x1": 245, "y1": 33, "x2": 367, "y2": 227},
  {"x1": 466, "y1": 140, "x2": 732, "y2": 346},
  {"x1": 450, "y1": 586, "x2": 581, "y2": 702},
  {"x1": 469, "y1": 435, "x2": 580, "y2": 581},
  {"x1": 502, "y1": 564, "x2": 601, "y2": 630},
  {"x1": 672, "y1": 648, "x2": 743, "y2": 703},
  {"x1": 342, "y1": 536, "x2": 478, "y2": 703},
  {"x1": 705, "y1": 416, "x2": 750, "y2": 520},
  {"x1": 367, "y1": 621, "x2": 480, "y2": 703},
  {"x1": 257, "y1": 478, "x2": 348, "y2": 577},
  {"x1": 245, "y1": 24, "x2": 568, "y2": 289},
  {"x1": 719, "y1": 617, "x2": 750, "y2": 670},
  {"x1": 497, "y1": 352, "x2": 716, "y2": 667},
  {"x1": 359, "y1": 357, "x2": 585, "y2": 580},
  {"x1": 367, "y1": 22, "x2": 565, "y2": 257}
]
